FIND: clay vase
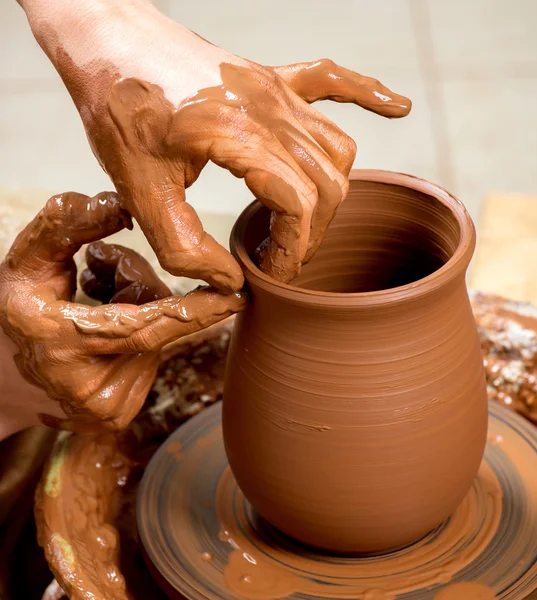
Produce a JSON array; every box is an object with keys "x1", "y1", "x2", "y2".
[{"x1": 223, "y1": 170, "x2": 488, "y2": 554}]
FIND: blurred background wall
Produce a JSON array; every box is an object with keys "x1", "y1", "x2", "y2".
[{"x1": 1, "y1": 0, "x2": 536, "y2": 226}]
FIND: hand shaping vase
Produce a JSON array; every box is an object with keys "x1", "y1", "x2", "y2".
[{"x1": 223, "y1": 170, "x2": 488, "y2": 554}]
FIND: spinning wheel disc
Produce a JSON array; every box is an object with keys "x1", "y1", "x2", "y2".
[{"x1": 138, "y1": 401, "x2": 537, "y2": 599}]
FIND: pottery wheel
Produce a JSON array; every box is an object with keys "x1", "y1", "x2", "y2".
[{"x1": 137, "y1": 401, "x2": 537, "y2": 600}]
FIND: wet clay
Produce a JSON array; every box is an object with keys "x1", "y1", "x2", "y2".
[
  {"x1": 40, "y1": 303, "x2": 537, "y2": 599},
  {"x1": 84, "y1": 63, "x2": 409, "y2": 285},
  {"x1": 35, "y1": 321, "x2": 234, "y2": 600},
  {"x1": 0, "y1": 191, "x2": 245, "y2": 434},
  {"x1": 215, "y1": 461, "x2": 500, "y2": 599},
  {"x1": 31, "y1": 0, "x2": 412, "y2": 288},
  {"x1": 35, "y1": 432, "x2": 134, "y2": 599},
  {"x1": 433, "y1": 582, "x2": 496, "y2": 599},
  {"x1": 224, "y1": 170, "x2": 488, "y2": 553},
  {"x1": 136, "y1": 399, "x2": 537, "y2": 599},
  {"x1": 80, "y1": 240, "x2": 171, "y2": 305}
]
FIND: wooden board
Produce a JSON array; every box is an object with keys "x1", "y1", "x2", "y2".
[{"x1": 471, "y1": 193, "x2": 537, "y2": 304}]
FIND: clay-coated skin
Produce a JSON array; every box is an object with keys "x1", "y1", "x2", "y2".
[
  {"x1": 20, "y1": 0, "x2": 411, "y2": 285},
  {"x1": 35, "y1": 431, "x2": 133, "y2": 600},
  {"x1": 224, "y1": 170, "x2": 489, "y2": 553},
  {"x1": 0, "y1": 191, "x2": 245, "y2": 438},
  {"x1": 42, "y1": 328, "x2": 537, "y2": 600}
]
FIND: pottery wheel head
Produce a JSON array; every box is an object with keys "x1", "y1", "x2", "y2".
[{"x1": 137, "y1": 400, "x2": 537, "y2": 600}]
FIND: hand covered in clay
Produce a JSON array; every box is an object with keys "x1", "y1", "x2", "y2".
[
  {"x1": 21, "y1": 0, "x2": 411, "y2": 285},
  {"x1": 0, "y1": 191, "x2": 245, "y2": 439}
]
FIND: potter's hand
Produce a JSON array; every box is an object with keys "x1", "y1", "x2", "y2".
[
  {"x1": 20, "y1": 0, "x2": 411, "y2": 285},
  {"x1": 0, "y1": 191, "x2": 245, "y2": 438}
]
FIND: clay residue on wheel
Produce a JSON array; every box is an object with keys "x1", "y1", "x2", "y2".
[
  {"x1": 213, "y1": 459, "x2": 502, "y2": 598},
  {"x1": 433, "y1": 582, "x2": 496, "y2": 599}
]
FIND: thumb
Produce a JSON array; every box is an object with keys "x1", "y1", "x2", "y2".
[
  {"x1": 52, "y1": 287, "x2": 247, "y2": 355},
  {"x1": 5, "y1": 191, "x2": 131, "y2": 274}
]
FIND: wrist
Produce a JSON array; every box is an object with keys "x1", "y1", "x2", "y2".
[{"x1": 20, "y1": 0, "x2": 156, "y2": 66}]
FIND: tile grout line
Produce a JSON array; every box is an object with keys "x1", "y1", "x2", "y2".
[{"x1": 408, "y1": 0, "x2": 457, "y2": 192}]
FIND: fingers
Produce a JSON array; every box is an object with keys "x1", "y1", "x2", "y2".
[
  {"x1": 289, "y1": 101, "x2": 357, "y2": 176},
  {"x1": 80, "y1": 241, "x2": 171, "y2": 305},
  {"x1": 275, "y1": 122, "x2": 349, "y2": 263},
  {"x1": 207, "y1": 132, "x2": 318, "y2": 282},
  {"x1": 107, "y1": 77, "x2": 243, "y2": 293},
  {"x1": 5, "y1": 192, "x2": 132, "y2": 273},
  {"x1": 38, "y1": 353, "x2": 160, "y2": 432},
  {"x1": 283, "y1": 102, "x2": 357, "y2": 261},
  {"x1": 15, "y1": 286, "x2": 244, "y2": 432},
  {"x1": 47, "y1": 287, "x2": 246, "y2": 354},
  {"x1": 273, "y1": 59, "x2": 411, "y2": 118},
  {"x1": 109, "y1": 287, "x2": 246, "y2": 354},
  {"x1": 122, "y1": 178, "x2": 243, "y2": 293}
]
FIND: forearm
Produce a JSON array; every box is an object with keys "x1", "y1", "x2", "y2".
[
  {"x1": 17, "y1": 0, "x2": 211, "y2": 110},
  {"x1": 18, "y1": 0, "x2": 156, "y2": 65},
  {"x1": 0, "y1": 330, "x2": 50, "y2": 441}
]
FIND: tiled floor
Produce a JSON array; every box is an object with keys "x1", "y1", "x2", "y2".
[{"x1": 0, "y1": 0, "x2": 536, "y2": 227}]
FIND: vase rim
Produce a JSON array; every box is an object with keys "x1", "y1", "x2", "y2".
[{"x1": 230, "y1": 169, "x2": 476, "y2": 307}]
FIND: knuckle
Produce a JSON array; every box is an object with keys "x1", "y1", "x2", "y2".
[
  {"x1": 93, "y1": 191, "x2": 121, "y2": 211},
  {"x1": 157, "y1": 251, "x2": 185, "y2": 277},
  {"x1": 255, "y1": 66, "x2": 287, "y2": 98},
  {"x1": 299, "y1": 179, "x2": 318, "y2": 213},
  {"x1": 259, "y1": 66, "x2": 279, "y2": 85},
  {"x1": 286, "y1": 199, "x2": 304, "y2": 221},
  {"x1": 340, "y1": 133, "x2": 357, "y2": 161},
  {"x1": 318, "y1": 58, "x2": 337, "y2": 71},
  {"x1": 318, "y1": 58, "x2": 336, "y2": 67},
  {"x1": 130, "y1": 328, "x2": 157, "y2": 353},
  {"x1": 43, "y1": 194, "x2": 66, "y2": 222},
  {"x1": 305, "y1": 180, "x2": 318, "y2": 203}
]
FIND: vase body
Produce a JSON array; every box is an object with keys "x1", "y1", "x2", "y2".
[{"x1": 223, "y1": 170, "x2": 488, "y2": 554}]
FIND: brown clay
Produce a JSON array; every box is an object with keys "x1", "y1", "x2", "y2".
[
  {"x1": 20, "y1": 0, "x2": 411, "y2": 286},
  {"x1": 223, "y1": 170, "x2": 488, "y2": 553},
  {"x1": 136, "y1": 399, "x2": 537, "y2": 599},
  {"x1": 0, "y1": 191, "x2": 245, "y2": 436},
  {"x1": 35, "y1": 321, "x2": 235, "y2": 600},
  {"x1": 80, "y1": 240, "x2": 172, "y2": 305},
  {"x1": 79, "y1": 62, "x2": 410, "y2": 286},
  {"x1": 37, "y1": 298, "x2": 537, "y2": 599},
  {"x1": 433, "y1": 582, "x2": 496, "y2": 599},
  {"x1": 35, "y1": 431, "x2": 133, "y2": 599}
]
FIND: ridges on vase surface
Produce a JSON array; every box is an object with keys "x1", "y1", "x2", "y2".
[{"x1": 223, "y1": 170, "x2": 488, "y2": 554}]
